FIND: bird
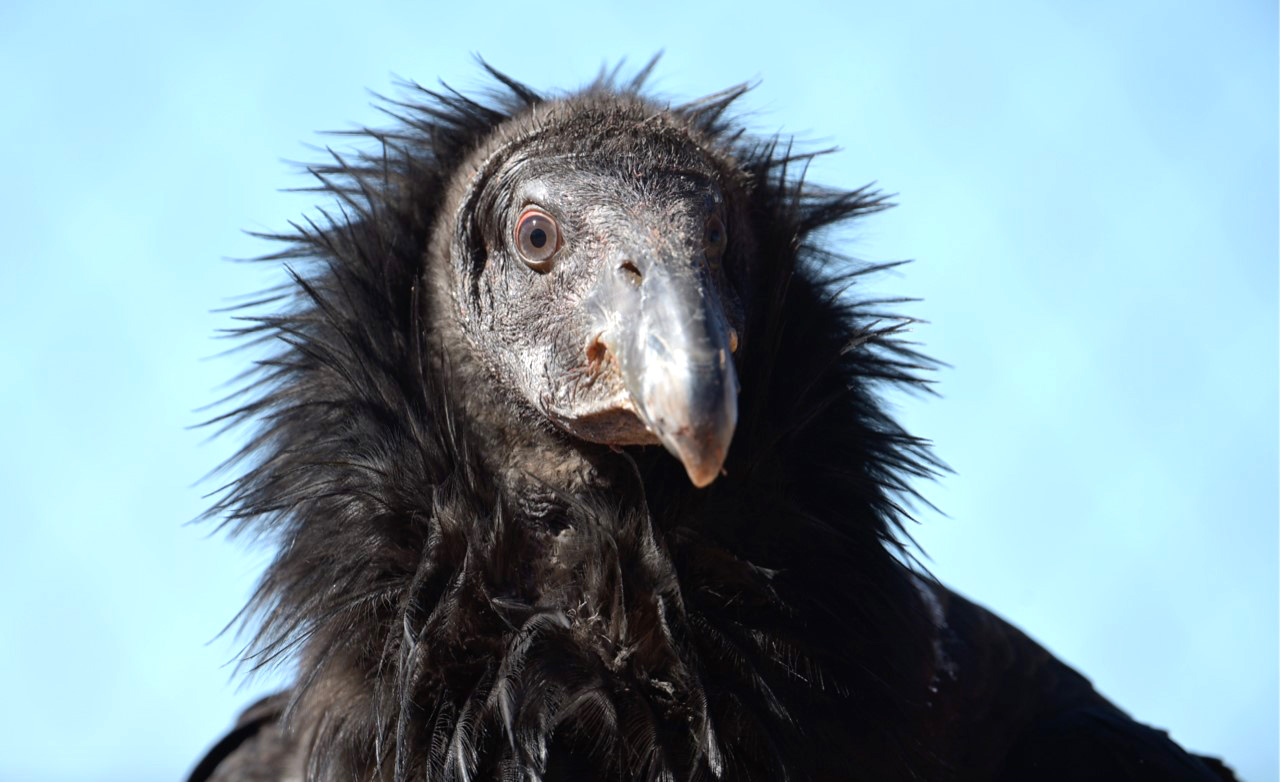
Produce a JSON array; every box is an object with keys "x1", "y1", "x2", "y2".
[{"x1": 189, "y1": 63, "x2": 1238, "y2": 782}]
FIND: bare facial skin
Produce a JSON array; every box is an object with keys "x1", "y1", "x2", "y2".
[{"x1": 443, "y1": 107, "x2": 748, "y2": 487}]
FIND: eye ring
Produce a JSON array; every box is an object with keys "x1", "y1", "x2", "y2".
[{"x1": 514, "y1": 207, "x2": 561, "y2": 270}]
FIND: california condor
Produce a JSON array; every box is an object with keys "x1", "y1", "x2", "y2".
[{"x1": 190, "y1": 65, "x2": 1237, "y2": 782}]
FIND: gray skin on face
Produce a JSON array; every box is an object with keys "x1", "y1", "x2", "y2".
[{"x1": 432, "y1": 97, "x2": 749, "y2": 487}]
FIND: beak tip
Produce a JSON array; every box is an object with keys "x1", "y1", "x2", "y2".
[
  {"x1": 654, "y1": 395, "x2": 737, "y2": 489},
  {"x1": 686, "y1": 464, "x2": 720, "y2": 488},
  {"x1": 674, "y1": 440, "x2": 731, "y2": 488}
]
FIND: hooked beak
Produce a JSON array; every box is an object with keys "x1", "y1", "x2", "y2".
[{"x1": 591, "y1": 255, "x2": 739, "y2": 487}]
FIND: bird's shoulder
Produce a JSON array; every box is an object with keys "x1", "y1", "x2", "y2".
[
  {"x1": 187, "y1": 693, "x2": 299, "y2": 782},
  {"x1": 995, "y1": 705, "x2": 1239, "y2": 781},
  {"x1": 919, "y1": 583, "x2": 1236, "y2": 781}
]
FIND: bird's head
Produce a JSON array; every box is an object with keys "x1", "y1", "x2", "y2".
[{"x1": 430, "y1": 94, "x2": 751, "y2": 487}]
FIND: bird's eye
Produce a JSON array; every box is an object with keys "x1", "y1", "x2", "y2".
[
  {"x1": 705, "y1": 215, "x2": 727, "y2": 255},
  {"x1": 514, "y1": 207, "x2": 561, "y2": 270}
]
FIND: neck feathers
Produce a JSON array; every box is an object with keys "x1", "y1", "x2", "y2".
[{"x1": 208, "y1": 71, "x2": 941, "y2": 781}]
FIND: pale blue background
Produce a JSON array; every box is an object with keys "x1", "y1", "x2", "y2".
[{"x1": 1, "y1": 2, "x2": 1274, "y2": 780}]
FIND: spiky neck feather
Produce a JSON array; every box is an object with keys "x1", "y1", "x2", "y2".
[{"x1": 213, "y1": 70, "x2": 944, "y2": 781}]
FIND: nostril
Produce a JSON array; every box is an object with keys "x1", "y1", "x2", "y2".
[
  {"x1": 618, "y1": 260, "x2": 643, "y2": 285},
  {"x1": 586, "y1": 334, "x2": 609, "y2": 368}
]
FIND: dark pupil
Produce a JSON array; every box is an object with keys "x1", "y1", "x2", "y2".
[
  {"x1": 708, "y1": 228, "x2": 721, "y2": 244},
  {"x1": 529, "y1": 227, "x2": 547, "y2": 248}
]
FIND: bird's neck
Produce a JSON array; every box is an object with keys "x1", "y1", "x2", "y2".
[
  {"x1": 425, "y1": 297, "x2": 641, "y2": 522},
  {"x1": 469, "y1": 387, "x2": 638, "y2": 518}
]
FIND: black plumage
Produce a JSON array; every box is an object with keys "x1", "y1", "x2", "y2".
[{"x1": 191, "y1": 66, "x2": 1237, "y2": 781}]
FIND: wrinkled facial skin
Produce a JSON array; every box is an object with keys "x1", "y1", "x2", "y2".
[{"x1": 454, "y1": 131, "x2": 749, "y2": 487}]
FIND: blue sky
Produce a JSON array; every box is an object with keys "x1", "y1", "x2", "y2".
[{"x1": 0, "y1": 1, "x2": 1275, "y2": 780}]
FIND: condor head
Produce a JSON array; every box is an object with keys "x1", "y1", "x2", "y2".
[{"x1": 431, "y1": 95, "x2": 752, "y2": 487}]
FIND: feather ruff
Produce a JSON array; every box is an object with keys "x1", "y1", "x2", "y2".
[{"x1": 205, "y1": 66, "x2": 946, "y2": 781}]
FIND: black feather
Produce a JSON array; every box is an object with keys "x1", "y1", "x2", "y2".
[{"x1": 191, "y1": 67, "x2": 1237, "y2": 782}]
